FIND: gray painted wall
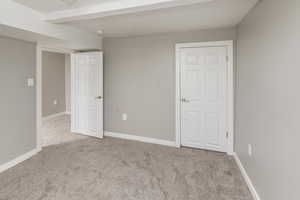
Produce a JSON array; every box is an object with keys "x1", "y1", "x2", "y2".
[
  {"x1": 65, "y1": 54, "x2": 71, "y2": 113},
  {"x1": 236, "y1": 0, "x2": 299, "y2": 199},
  {"x1": 42, "y1": 51, "x2": 66, "y2": 117},
  {"x1": 103, "y1": 28, "x2": 236, "y2": 141},
  {"x1": 0, "y1": 36, "x2": 36, "y2": 165}
]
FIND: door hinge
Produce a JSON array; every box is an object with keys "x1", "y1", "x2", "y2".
[
  {"x1": 226, "y1": 131, "x2": 229, "y2": 139},
  {"x1": 226, "y1": 56, "x2": 229, "y2": 62}
]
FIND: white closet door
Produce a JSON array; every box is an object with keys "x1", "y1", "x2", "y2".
[
  {"x1": 180, "y1": 46, "x2": 227, "y2": 152},
  {"x1": 71, "y1": 52, "x2": 103, "y2": 138}
]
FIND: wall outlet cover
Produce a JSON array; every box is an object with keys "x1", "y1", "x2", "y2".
[
  {"x1": 27, "y1": 78, "x2": 35, "y2": 87},
  {"x1": 248, "y1": 144, "x2": 252, "y2": 157},
  {"x1": 122, "y1": 113, "x2": 127, "y2": 121}
]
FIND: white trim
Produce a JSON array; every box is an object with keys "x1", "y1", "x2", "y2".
[
  {"x1": 227, "y1": 42, "x2": 234, "y2": 154},
  {"x1": 233, "y1": 153, "x2": 261, "y2": 200},
  {"x1": 176, "y1": 40, "x2": 234, "y2": 48},
  {"x1": 39, "y1": 46, "x2": 75, "y2": 54},
  {"x1": 104, "y1": 131, "x2": 176, "y2": 147},
  {"x1": 70, "y1": 53, "x2": 76, "y2": 133},
  {"x1": 36, "y1": 45, "x2": 42, "y2": 151},
  {"x1": 175, "y1": 43, "x2": 181, "y2": 148},
  {"x1": 42, "y1": 112, "x2": 69, "y2": 121},
  {"x1": 175, "y1": 40, "x2": 234, "y2": 154},
  {"x1": 0, "y1": 148, "x2": 40, "y2": 174}
]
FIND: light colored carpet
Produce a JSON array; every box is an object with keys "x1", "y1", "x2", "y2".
[
  {"x1": 0, "y1": 137, "x2": 252, "y2": 200},
  {"x1": 42, "y1": 114, "x2": 87, "y2": 147}
]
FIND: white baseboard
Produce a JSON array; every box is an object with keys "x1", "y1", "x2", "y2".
[
  {"x1": 43, "y1": 111, "x2": 68, "y2": 120},
  {"x1": 0, "y1": 148, "x2": 40, "y2": 174},
  {"x1": 104, "y1": 131, "x2": 176, "y2": 147},
  {"x1": 233, "y1": 153, "x2": 261, "y2": 200}
]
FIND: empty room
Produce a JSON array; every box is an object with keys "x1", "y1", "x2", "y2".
[{"x1": 0, "y1": 0, "x2": 297, "y2": 200}]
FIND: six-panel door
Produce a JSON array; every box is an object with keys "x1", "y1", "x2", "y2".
[
  {"x1": 71, "y1": 52, "x2": 103, "y2": 138},
  {"x1": 180, "y1": 47, "x2": 227, "y2": 152}
]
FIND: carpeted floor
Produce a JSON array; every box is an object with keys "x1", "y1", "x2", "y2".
[
  {"x1": 0, "y1": 137, "x2": 252, "y2": 200},
  {"x1": 42, "y1": 114, "x2": 87, "y2": 147}
]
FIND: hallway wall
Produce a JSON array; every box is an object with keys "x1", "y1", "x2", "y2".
[{"x1": 42, "y1": 51, "x2": 66, "y2": 117}]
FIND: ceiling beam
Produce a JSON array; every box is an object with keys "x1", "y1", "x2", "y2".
[
  {"x1": 45, "y1": 0, "x2": 214, "y2": 23},
  {"x1": 1, "y1": 0, "x2": 102, "y2": 50}
]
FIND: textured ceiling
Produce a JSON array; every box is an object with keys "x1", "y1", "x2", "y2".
[
  {"x1": 13, "y1": 0, "x2": 121, "y2": 12},
  {"x1": 68, "y1": 0, "x2": 258, "y2": 37},
  {"x1": 12, "y1": 0, "x2": 258, "y2": 38}
]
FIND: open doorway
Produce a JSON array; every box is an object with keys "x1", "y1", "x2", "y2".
[
  {"x1": 40, "y1": 50, "x2": 87, "y2": 147},
  {"x1": 36, "y1": 48, "x2": 104, "y2": 149}
]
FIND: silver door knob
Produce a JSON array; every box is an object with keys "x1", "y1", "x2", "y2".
[
  {"x1": 95, "y1": 96, "x2": 102, "y2": 100},
  {"x1": 181, "y1": 98, "x2": 190, "y2": 103}
]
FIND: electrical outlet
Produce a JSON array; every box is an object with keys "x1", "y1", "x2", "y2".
[
  {"x1": 53, "y1": 100, "x2": 58, "y2": 105},
  {"x1": 248, "y1": 144, "x2": 252, "y2": 157},
  {"x1": 27, "y1": 78, "x2": 34, "y2": 87},
  {"x1": 122, "y1": 113, "x2": 127, "y2": 121}
]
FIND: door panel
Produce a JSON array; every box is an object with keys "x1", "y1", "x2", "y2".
[
  {"x1": 71, "y1": 52, "x2": 103, "y2": 138},
  {"x1": 180, "y1": 47, "x2": 227, "y2": 152}
]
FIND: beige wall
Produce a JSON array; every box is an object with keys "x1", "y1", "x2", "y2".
[
  {"x1": 42, "y1": 51, "x2": 66, "y2": 117},
  {"x1": 236, "y1": 0, "x2": 299, "y2": 199},
  {"x1": 65, "y1": 54, "x2": 71, "y2": 113},
  {"x1": 0, "y1": 36, "x2": 36, "y2": 165},
  {"x1": 103, "y1": 28, "x2": 236, "y2": 141}
]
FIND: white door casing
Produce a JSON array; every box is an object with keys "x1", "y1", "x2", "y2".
[
  {"x1": 175, "y1": 41, "x2": 234, "y2": 154},
  {"x1": 71, "y1": 52, "x2": 103, "y2": 138},
  {"x1": 36, "y1": 46, "x2": 75, "y2": 151}
]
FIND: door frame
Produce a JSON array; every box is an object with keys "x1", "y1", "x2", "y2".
[
  {"x1": 175, "y1": 41, "x2": 234, "y2": 154},
  {"x1": 36, "y1": 46, "x2": 74, "y2": 151}
]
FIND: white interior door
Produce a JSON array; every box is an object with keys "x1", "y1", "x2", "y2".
[
  {"x1": 71, "y1": 52, "x2": 103, "y2": 138},
  {"x1": 180, "y1": 46, "x2": 227, "y2": 152}
]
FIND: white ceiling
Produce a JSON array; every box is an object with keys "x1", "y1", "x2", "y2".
[
  {"x1": 13, "y1": 0, "x2": 121, "y2": 12},
  {"x1": 68, "y1": 0, "x2": 258, "y2": 37},
  {"x1": 12, "y1": 0, "x2": 258, "y2": 38}
]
